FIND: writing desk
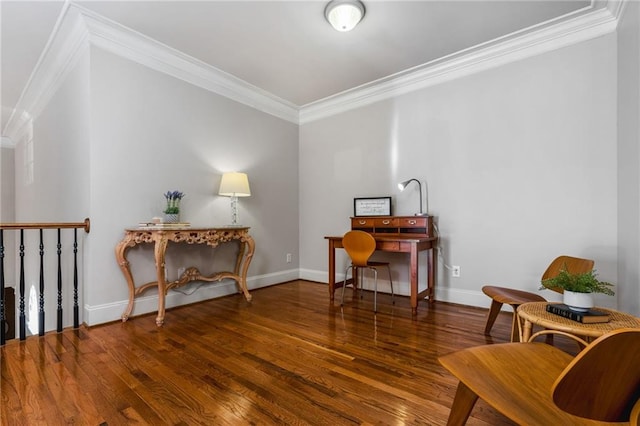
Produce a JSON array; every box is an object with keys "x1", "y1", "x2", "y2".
[
  {"x1": 326, "y1": 216, "x2": 437, "y2": 314},
  {"x1": 115, "y1": 226, "x2": 254, "y2": 326}
]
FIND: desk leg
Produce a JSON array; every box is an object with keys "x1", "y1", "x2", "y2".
[
  {"x1": 410, "y1": 243, "x2": 419, "y2": 315},
  {"x1": 115, "y1": 239, "x2": 135, "y2": 322},
  {"x1": 154, "y1": 236, "x2": 170, "y2": 326},
  {"x1": 428, "y1": 246, "x2": 436, "y2": 304},
  {"x1": 328, "y1": 239, "x2": 336, "y2": 301}
]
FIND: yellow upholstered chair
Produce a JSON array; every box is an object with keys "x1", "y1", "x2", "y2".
[
  {"x1": 341, "y1": 230, "x2": 394, "y2": 313},
  {"x1": 439, "y1": 328, "x2": 640, "y2": 425},
  {"x1": 482, "y1": 255, "x2": 594, "y2": 341}
]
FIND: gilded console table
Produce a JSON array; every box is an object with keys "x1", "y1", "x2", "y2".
[{"x1": 115, "y1": 226, "x2": 255, "y2": 326}]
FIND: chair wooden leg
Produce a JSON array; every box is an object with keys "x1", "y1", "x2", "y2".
[
  {"x1": 484, "y1": 300, "x2": 503, "y2": 335},
  {"x1": 447, "y1": 381, "x2": 479, "y2": 426},
  {"x1": 510, "y1": 306, "x2": 520, "y2": 342},
  {"x1": 545, "y1": 332, "x2": 554, "y2": 346}
]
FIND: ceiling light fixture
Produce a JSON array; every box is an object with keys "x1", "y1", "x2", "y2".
[{"x1": 325, "y1": 0, "x2": 365, "y2": 32}]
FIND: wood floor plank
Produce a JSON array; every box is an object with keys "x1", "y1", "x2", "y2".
[{"x1": 3, "y1": 280, "x2": 577, "y2": 425}]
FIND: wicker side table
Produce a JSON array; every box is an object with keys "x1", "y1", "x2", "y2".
[{"x1": 517, "y1": 302, "x2": 640, "y2": 344}]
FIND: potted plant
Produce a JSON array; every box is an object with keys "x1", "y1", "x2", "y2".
[
  {"x1": 163, "y1": 190, "x2": 185, "y2": 223},
  {"x1": 540, "y1": 267, "x2": 615, "y2": 312}
]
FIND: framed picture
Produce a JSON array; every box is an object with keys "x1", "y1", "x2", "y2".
[{"x1": 354, "y1": 197, "x2": 392, "y2": 217}]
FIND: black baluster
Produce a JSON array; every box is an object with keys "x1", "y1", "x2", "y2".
[
  {"x1": 39, "y1": 229, "x2": 45, "y2": 336},
  {"x1": 1, "y1": 230, "x2": 5, "y2": 346},
  {"x1": 19, "y1": 229, "x2": 25, "y2": 341},
  {"x1": 73, "y1": 228, "x2": 79, "y2": 329},
  {"x1": 57, "y1": 228, "x2": 63, "y2": 332}
]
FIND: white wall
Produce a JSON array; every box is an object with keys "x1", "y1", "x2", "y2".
[
  {"x1": 11, "y1": 51, "x2": 91, "y2": 332},
  {"x1": 0, "y1": 145, "x2": 16, "y2": 288},
  {"x1": 85, "y1": 48, "x2": 299, "y2": 324},
  {"x1": 300, "y1": 34, "x2": 619, "y2": 310},
  {"x1": 617, "y1": 1, "x2": 640, "y2": 315},
  {"x1": 0, "y1": 146, "x2": 15, "y2": 223}
]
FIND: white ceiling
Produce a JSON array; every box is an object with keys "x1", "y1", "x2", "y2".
[{"x1": 1, "y1": 0, "x2": 600, "y2": 135}]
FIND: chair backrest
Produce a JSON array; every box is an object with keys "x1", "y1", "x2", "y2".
[
  {"x1": 342, "y1": 230, "x2": 376, "y2": 267},
  {"x1": 541, "y1": 255, "x2": 595, "y2": 294},
  {"x1": 552, "y1": 328, "x2": 640, "y2": 422}
]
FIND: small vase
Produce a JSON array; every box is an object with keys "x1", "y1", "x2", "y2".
[
  {"x1": 563, "y1": 290, "x2": 594, "y2": 312},
  {"x1": 164, "y1": 213, "x2": 180, "y2": 223}
]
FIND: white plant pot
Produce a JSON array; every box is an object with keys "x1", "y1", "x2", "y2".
[
  {"x1": 164, "y1": 213, "x2": 180, "y2": 223},
  {"x1": 563, "y1": 290, "x2": 594, "y2": 312}
]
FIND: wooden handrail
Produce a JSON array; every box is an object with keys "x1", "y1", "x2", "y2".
[
  {"x1": 0, "y1": 218, "x2": 90, "y2": 233},
  {"x1": 0, "y1": 218, "x2": 91, "y2": 344}
]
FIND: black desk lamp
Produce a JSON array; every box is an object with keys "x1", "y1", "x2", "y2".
[{"x1": 398, "y1": 178, "x2": 428, "y2": 216}]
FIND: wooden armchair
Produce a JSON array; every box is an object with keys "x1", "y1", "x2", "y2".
[
  {"x1": 439, "y1": 328, "x2": 640, "y2": 425},
  {"x1": 482, "y1": 255, "x2": 594, "y2": 341}
]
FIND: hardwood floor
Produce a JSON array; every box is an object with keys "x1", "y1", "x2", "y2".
[{"x1": 1, "y1": 280, "x2": 578, "y2": 425}]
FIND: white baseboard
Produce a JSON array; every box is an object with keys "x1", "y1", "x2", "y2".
[
  {"x1": 299, "y1": 268, "x2": 336, "y2": 283},
  {"x1": 435, "y1": 287, "x2": 495, "y2": 310},
  {"x1": 84, "y1": 269, "x2": 517, "y2": 326},
  {"x1": 83, "y1": 269, "x2": 300, "y2": 326},
  {"x1": 300, "y1": 268, "x2": 512, "y2": 312}
]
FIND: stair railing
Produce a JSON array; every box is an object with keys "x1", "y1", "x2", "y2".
[{"x1": 0, "y1": 218, "x2": 90, "y2": 345}]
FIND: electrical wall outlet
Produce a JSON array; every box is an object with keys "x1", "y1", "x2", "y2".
[
  {"x1": 286, "y1": 253, "x2": 292, "y2": 263},
  {"x1": 452, "y1": 265, "x2": 461, "y2": 277}
]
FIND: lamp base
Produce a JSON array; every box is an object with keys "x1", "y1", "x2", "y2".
[
  {"x1": 229, "y1": 196, "x2": 239, "y2": 226},
  {"x1": 414, "y1": 213, "x2": 429, "y2": 217}
]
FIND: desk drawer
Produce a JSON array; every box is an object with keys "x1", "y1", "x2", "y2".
[
  {"x1": 351, "y1": 216, "x2": 431, "y2": 237},
  {"x1": 399, "y1": 216, "x2": 432, "y2": 237},
  {"x1": 399, "y1": 217, "x2": 427, "y2": 227},
  {"x1": 374, "y1": 218, "x2": 399, "y2": 228},
  {"x1": 377, "y1": 241, "x2": 400, "y2": 251},
  {"x1": 374, "y1": 218, "x2": 399, "y2": 235},
  {"x1": 352, "y1": 218, "x2": 375, "y2": 228}
]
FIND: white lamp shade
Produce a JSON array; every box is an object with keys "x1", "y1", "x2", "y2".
[
  {"x1": 325, "y1": 0, "x2": 365, "y2": 32},
  {"x1": 219, "y1": 172, "x2": 251, "y2": 197}
]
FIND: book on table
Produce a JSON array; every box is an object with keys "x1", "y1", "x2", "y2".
[
  {"x1": 546, "y1": 303, "x2": 610, "y2": 324},
  {"x1": 138, "y1": 222, "x2": 191, "y2": 229}
]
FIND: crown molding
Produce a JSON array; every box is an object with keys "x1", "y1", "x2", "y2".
[
  {"x1": 1, "y1": 137, "x2": 14, "y2": 148},
  {"x1": 77, "y1": 4, "x2": 299, "y2": 124},
  {"x1": 3, "y1": 2, "x2": 299, "y2": 143},
  {"x1": 607, "y1": 0, "x2": 626, "y2": 20},
  {"x1": 299, "y1": 4, "x2": 619, "y2": 124},
  {"x1": 2, "y1": 0, "x2": 623, "y2": 137},
  {"x1": 2, "y1": 4, "x2": 90, "y2": 143}
]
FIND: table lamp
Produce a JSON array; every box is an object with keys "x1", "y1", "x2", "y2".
[
  {"x1": 398, "y1": 178, "x2": 428, "y2": 216},
  {"x1": 218, "y1": 172, "x2": 251, "y2": 226}
]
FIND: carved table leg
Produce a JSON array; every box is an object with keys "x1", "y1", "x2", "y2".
[
  {"x1": 154, "y1": 233, "x2": 169, "y2": 326},
  {"x1": 237, "y1": 235, "x2": 255, "y2": 302},
  {"x1": 115, "y1": 237, "x2": 136, "y2": 322}
]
